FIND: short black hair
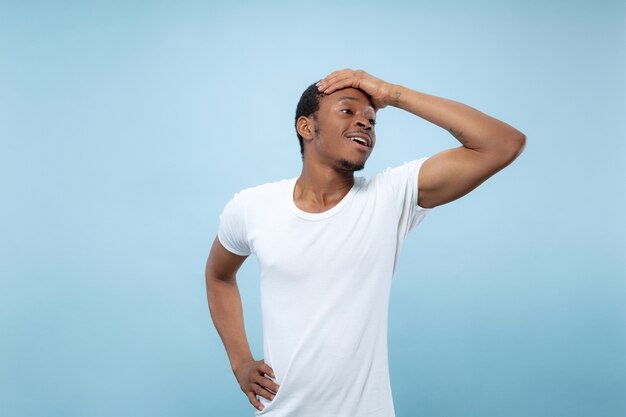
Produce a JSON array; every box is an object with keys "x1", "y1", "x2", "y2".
[{"x1": 294, "y1": 82, "x2": 324, "y2": 156}]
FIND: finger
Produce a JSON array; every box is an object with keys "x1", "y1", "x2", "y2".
[
  {"x1": 252, "y1": 383, "x2": 276, "y2": 401},
  {"x1": 246, "y1": 391, "x2": 264, "y2": 411},
  {"x1": 319, "y1": 77, "x2": 357, "y2": 95},
  {"x1": 253, "y1": 370, "x2": 280, "y2": 393},
  {"x1": 317, "y1": 69, "x2": 356, "y2": 92},
  {"x1": 258, "y1": 362, "x2": 276, "y2": 379},
  {"x1": 256, "y1": 374, "x2": 280, "y2": 394},
  {"x1": 319, "y1": 68, "x2": 352, "y2": 83},
  {"x1": 318, "y1": 71, "x2": 354, "y2": 88},
  {"x1": 321, "y1": 71, "x2": 369, "y2": 95}
]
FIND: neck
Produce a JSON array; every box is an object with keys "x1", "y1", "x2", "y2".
[{"x1": 294, "y1": 159, "x2": 355, "y2": 213}]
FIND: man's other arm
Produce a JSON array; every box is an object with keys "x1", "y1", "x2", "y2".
[
  {"x1": 391, "y1": 85, "x2": 526, "y2": 208},
  {"x1": 317, "y1": 69, "x2": 526, "y2": 208},
  {"x1": 205, "y1": 237, "x2": 279, "y2": 411}
]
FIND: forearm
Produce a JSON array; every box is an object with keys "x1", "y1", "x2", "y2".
[
  {"x1": 316, "y1": 69, "x2": 526, "y2": 208},
  {"x1": 207, "y1": 277, "x2": 254, "y2": 373},
  {"x1": 390, "y1": 85, "x2": 525, "y2": 156}
]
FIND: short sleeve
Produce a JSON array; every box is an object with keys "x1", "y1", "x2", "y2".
[
  {"x1": 217, "y1": 192, "x2": 252, "y2": 256},
  {"x1": 382, "y1": 157, "x2": 432, "y2": 238}
]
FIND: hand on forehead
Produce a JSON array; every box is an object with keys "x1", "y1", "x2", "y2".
[
  {"x1": 321, "y1": 87, "x2": 376, "y2": 113},
  {"x1": 316, "y1": 69, "x2": 393, "y2": 109}
]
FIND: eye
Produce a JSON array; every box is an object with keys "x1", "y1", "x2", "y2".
[
  {"x1": 341, "y1": 108, "x2": 353, "y2": 114},
  {"x1": 369, "y1": 119, "x2": 376, "y2": 126}
]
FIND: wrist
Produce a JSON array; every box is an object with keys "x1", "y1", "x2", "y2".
[
  {"x1": 376, "y1": 83, "x2": 401, "y2": 109},
  {"x1": 231, "y1": 355, "x2": 254, "y2": 375},
  {"x1": 386, "y1": 84, "x2": 403, "y2": 107}
]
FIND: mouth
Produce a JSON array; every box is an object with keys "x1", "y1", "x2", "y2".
[{"x1": 345, "y1": 132, "x2": 371, "y2": 148}]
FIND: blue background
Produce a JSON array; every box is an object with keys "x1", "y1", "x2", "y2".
[{"x1": 1, "y1": 1, "x2": 625, "y2": 416}]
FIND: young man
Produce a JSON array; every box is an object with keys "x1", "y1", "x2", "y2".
[{"x1": 206, "y1": 69, "x2": 526, "y2": 416}]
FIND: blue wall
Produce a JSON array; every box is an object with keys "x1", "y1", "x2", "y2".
[{"x1": 1, "y1": 1, "x2": 624, "y2": 416}]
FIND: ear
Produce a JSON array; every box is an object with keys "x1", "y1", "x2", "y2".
[{"x1": 296, "y1": 115, "x2": 315, "y2": 141}]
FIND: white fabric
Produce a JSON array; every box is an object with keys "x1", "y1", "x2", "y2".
[{"x1": 218, "y1": 158, "x2": 431, "y2": 417}]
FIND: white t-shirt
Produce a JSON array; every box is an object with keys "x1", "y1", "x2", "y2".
[{"x1": 218, "y1": 158, "x2": 431, "y2": 417}]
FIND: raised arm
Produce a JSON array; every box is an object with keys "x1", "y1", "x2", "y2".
[
  {"x1": 205, "y1": 237, "x2": 279, "y2": 411},
  {"x1": 317, "y1": 69, "x2": 526, "y2": 208}
]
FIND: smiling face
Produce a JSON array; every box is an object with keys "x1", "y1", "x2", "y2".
[{"x1": 297, "y1": 88, "x2": 377, "y2": 172}]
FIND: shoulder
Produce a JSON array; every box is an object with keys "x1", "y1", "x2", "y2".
[
  {"x1": 225, "y1": 178, "x2": 294, "y2": 208},
  {"x1": 358, "y1": 157, "x2": 431, "y2": 213},
  {"x1": 366, "y1": 157, "x2": 429, "y2": 189}
]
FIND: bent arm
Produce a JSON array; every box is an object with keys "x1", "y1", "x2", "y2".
[
  {"x1": 206, "y1": 236, "x2": 280, "y2": 411},
  {"x1": 317, "y1": 69, "x2": 527, "y2": 209},
  {"x1": 392, "y1": 86, "x2": 526, "y2": 208},
  {"x1": 205, "y1": 236, "x2": 253, "y2": 372}
]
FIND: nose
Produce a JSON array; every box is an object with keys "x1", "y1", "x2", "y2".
[{"x1": 355, "y1": 118, "x2": 372, "y2": 130}]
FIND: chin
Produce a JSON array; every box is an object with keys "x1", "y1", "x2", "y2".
[{"x1": 339, "y1": 159, "x2": 365, "y2": 172}]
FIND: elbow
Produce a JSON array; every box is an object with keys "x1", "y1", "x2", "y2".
[
  {"x1": 512, "y1": 131, "x2": 527, "y2": 157},
  {"x1": 502, "y1": 130, "x2": 526, "y2": 165}
]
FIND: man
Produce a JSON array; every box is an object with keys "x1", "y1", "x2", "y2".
[{"x1": 206, "y1": 69, "x2": 525, "y2": 416}]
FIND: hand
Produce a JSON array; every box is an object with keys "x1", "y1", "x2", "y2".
[
  {"x1": 234, "y1": 359, "x2": 280, "y2": 411},
  {"x1": 316, "y1": 69, "x2": 397, "y2": 109}
]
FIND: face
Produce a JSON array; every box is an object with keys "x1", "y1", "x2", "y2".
[{"x1": 300, "y1": 88, "x2": 376, "y2": 172}]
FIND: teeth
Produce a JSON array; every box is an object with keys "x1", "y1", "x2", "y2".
[{"x1": 350, "y1": 137, "x2": 367, "y2": 146}]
